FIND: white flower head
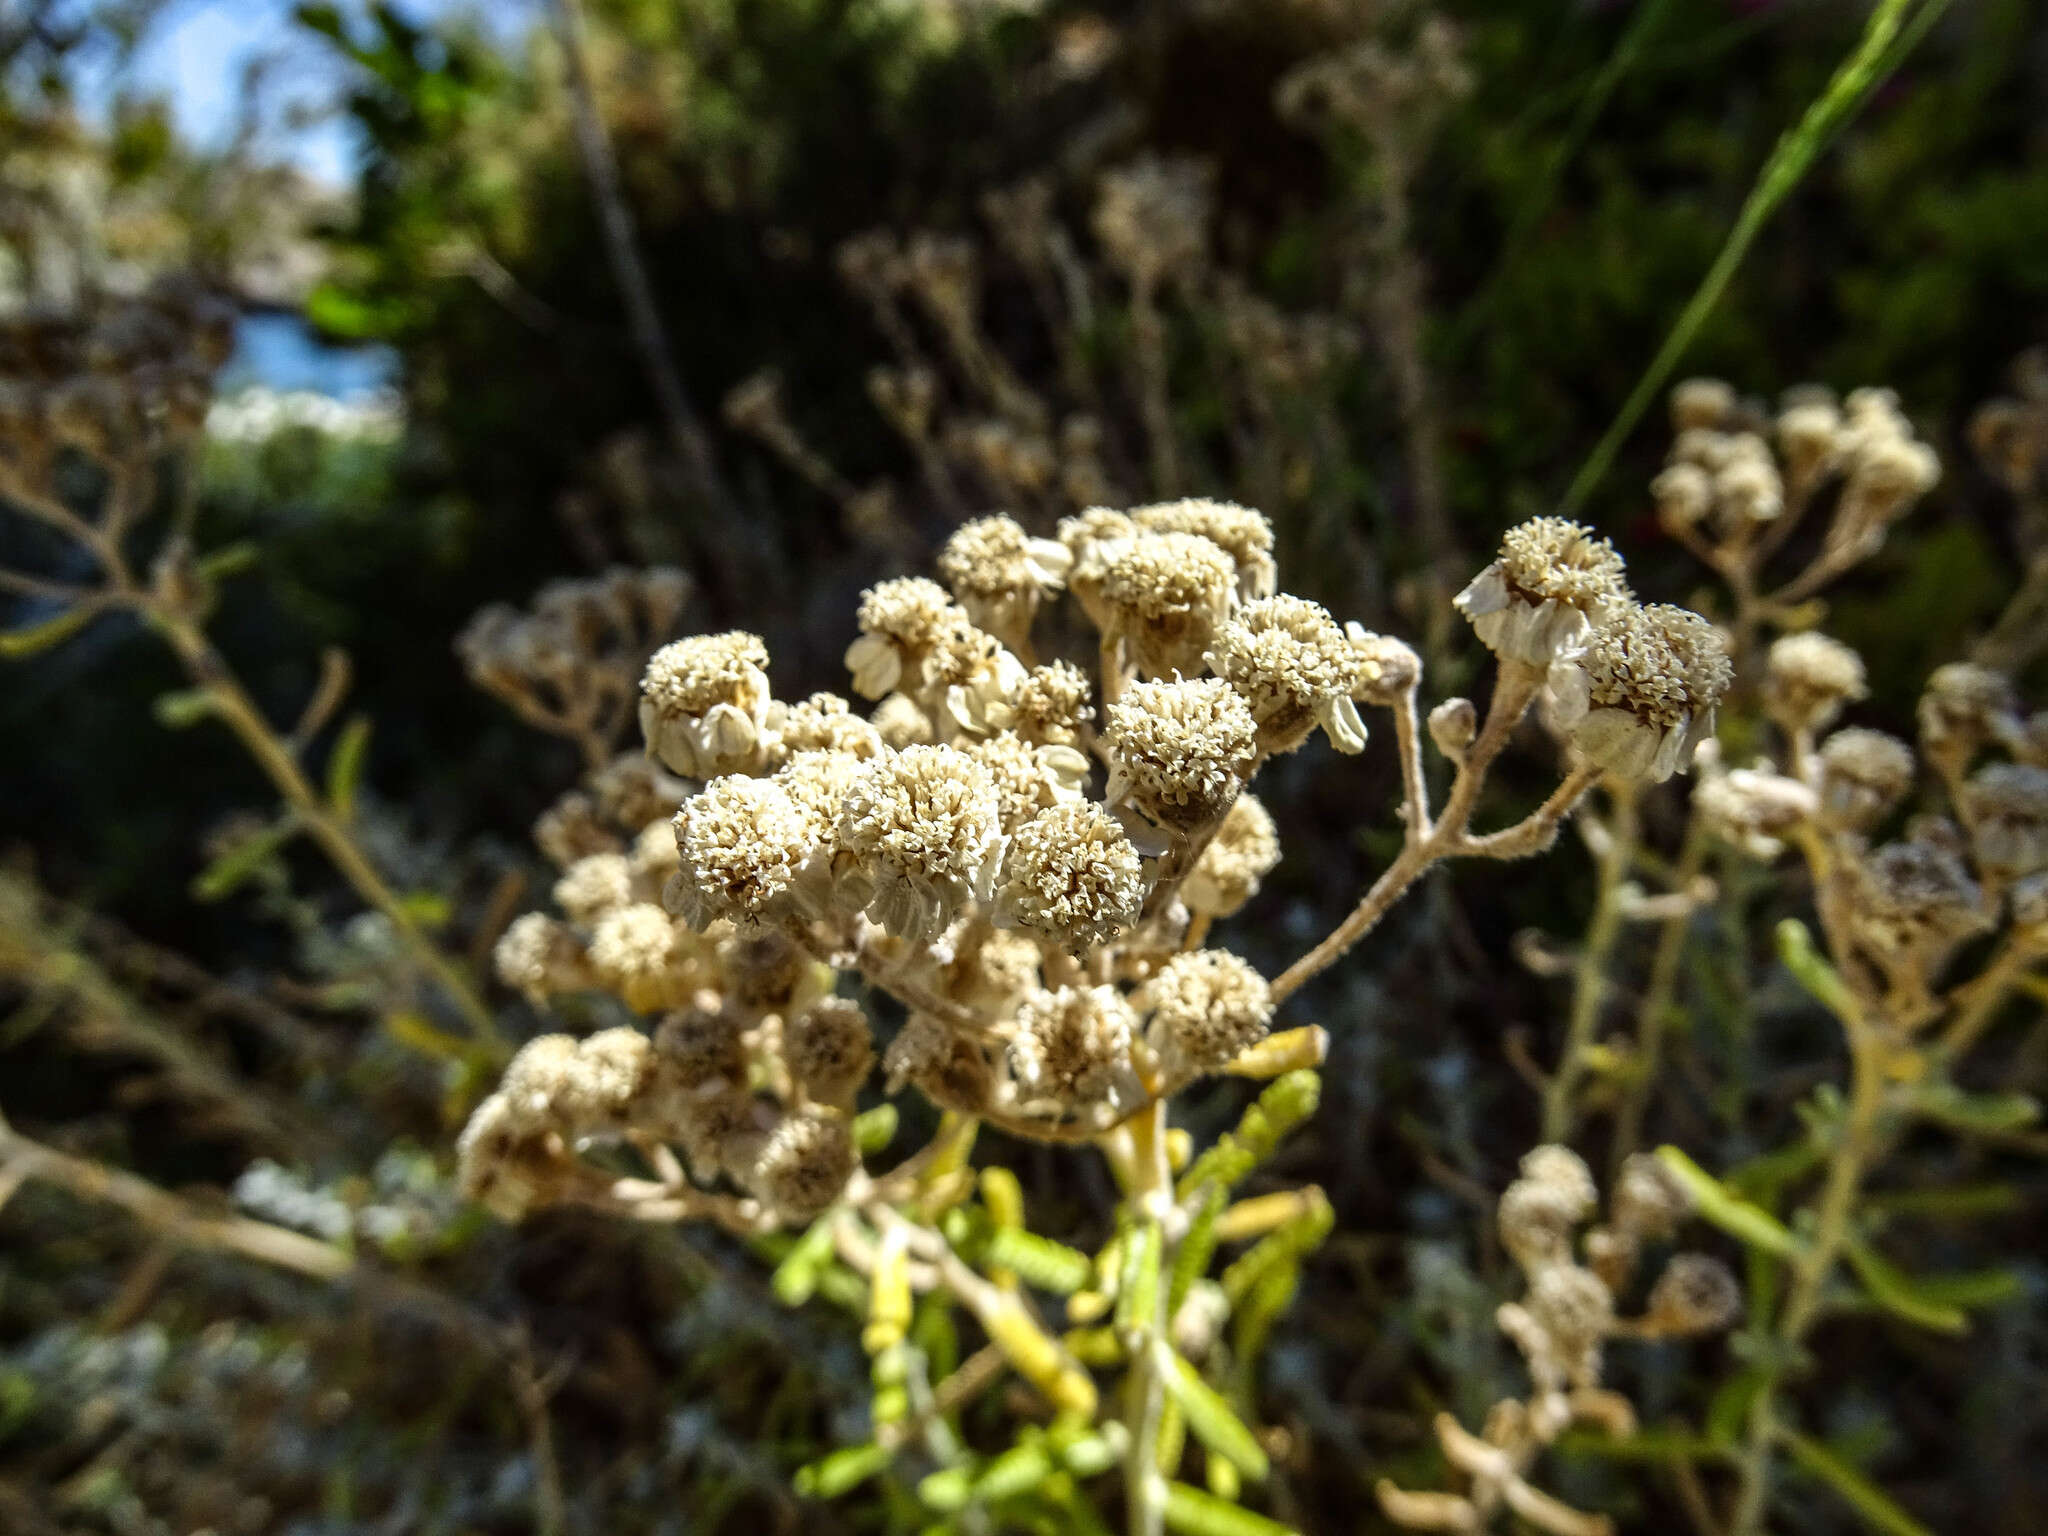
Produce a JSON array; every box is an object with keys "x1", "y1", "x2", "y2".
[
  {"x1": 1076, "y1": 531, "x2": 1238, "y2": 680},
  {"x1": 938, "y1": 514, "x2": 1073, "y2": 640},
  {"x1": 837, "y1": 745, "x2": 1007, "y2": 946},
  {"x1": 640, "y1": 632, "x2": 775, "y2": 779},
  {"x1": 1456, "y1": 517, "x2": 1632, "y2": 668},
  {"x1": 1549, "y1": 603, "x2": 1732, "y2": 782},
  {"x1": 668, "y1": 775, "x2": 812, "y2": 930},
  {"x1": 1132, "y1": 498, "x2": 1277, "y2": 599},
  {"x1": 1139, "y1": 949, "x2": 1273, "y2": 1075},
  {"x1": 993, "y1": 800, "x2": 1146, "y2": 948},
  {"x1": 1207, "y1": 594, "x2": 1369, "y2": 756},
  {"x1": 1104, "y1": 677, "x2": 1258, "y2": 831},
  {"x1": 1184, "y1": 794, "x2": 1281, "y2": 917},
  {"x1": 1009, "y1": 985, "x2": 1140, "y2": 1113}
]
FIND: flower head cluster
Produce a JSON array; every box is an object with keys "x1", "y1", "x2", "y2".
[
  {"x1": 1550, "y1": 604, "x2": 1732, "y2": 782},
  {"x1": 1456, "y1": 518, "x2": 1632, "y2": 669},
  {"x1": 1206, "y1": 595, "x2": 1370, "y2": 756},
  {"x1": 641, "y1": 631, "x2": 776, "y2": 779}
]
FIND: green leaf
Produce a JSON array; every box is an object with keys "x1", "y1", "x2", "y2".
[
  {"x1": 326, "y1": 715, "x2": 373, "y2": 822},
  {"x1": 1906, "y1": 1082, "x2": 2040, "y2": 1136},
  {"x1": 1170, "y1": 1184, "x2": 1226, "y2": 1316},
  {"x1": 973, "y1": 1442, "x2": 1055, "y2": 1502},
  {"x1": 1116, "y1": 1217, "x2": 1163, "y2": 1334},
  {"x1": 191, "y1": 817, "x2": 300, "y2": 902},
  {"x1": 982, "y1": 1228, "x2": 1092, "y2": 1295},
  {"x1": 1783, "y1": 1431, "x2": 1933, "y2": 1536},
  {"x1": 1842, "y1": 1239, "x2": 1974, "y2": 1335},
  {"x1": 1156, "y1": 1344, "x2": 1268, "y2": 1482},
  {"x1": 1656, "y1": 1147, "x2": 1802, "y2": 1258},
  {"x1": 195, "y1": 541, "x2": 260, "y2": 584},
  {"x1": 1162, "y1": 1481, "x2": 1300, "y2": 1536},
  {"x1": 1705, "y1": 1367, "x2": 1770, "y2": 1449},
  {"x1": 1895, "y1": 1268, "x2": 2023, "y2": 1310},
  {"x1": 1776, "y1": 919, "x2": 1858, "y2": 1022},
  {"x1": 771, "y1": 1216, "x2": 837, "y2": 1306},
  {"x1": 152, "y1": 689, "x2": 216, "y2": 728},
  {"x1": 794, "y1": 1441, "x2": 890, "y2": 1499},
  {"x1": 852, "y1": 1103, "x2": 898, "y2": 1156},
  {"x1": 0, "y1": 605, "x2": 96, "y2": 660},
  {"x1": 1176, "y1": 1071, "x2": 1320, "y2": 1201}
]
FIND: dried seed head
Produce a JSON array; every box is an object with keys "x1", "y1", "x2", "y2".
[
  {"x1": 1765, "y1": 633, "x2": 1867, "y2": 734},
  {"x1": 717, "y1": 928, "x2": 822, "y2": 1015},
  {"x1": 993, "y1": 801, "x2": 1146, "y2": 948},
  {"x1": 1520, "y1": 1145, "x2": 1599, "y2": 1219},
  {"x1": 628, "y1": 817, "x2": 682, "y2": 883},
  {"x1": 748, "y1": 1108, "x2": 857, "y2": 1219},
  {"x1": 989, "y1": 660, "x2": 1095, "y2": 747},
  {"x1": 534, "y1": 792, "x2": 618, "y2": 868},
  {"x1": 498, "y1": 1034, "x2": 583, "y2": 1132},
  {"x1": 494, "y1": 912, "x2": 589, "y2": 1002},
  {"x1": 1551, "y1": 604, "x2": 1731, "y2": 782},
  {"x1": 1104, "y1": 677, "x2": 1258, "y2": 831},
  {"x1": 1207, "y1": 595, "x2": 1370, "y2": 756},
  {"x1": 1817, "y1": 728, "x2": 1915, "y2": 831},
  {"x1": 1456, "y1": 518, "x2": 1632, "y2": 668},
  {"x1": 773, "y1": 692, "x2": 887, "y2": 760},
  {"x1": 590, "y1": 753, "x2": 692, "y2": 832},
  {"x1": 1652, "y1": 462, "x2": 1713, "y2": 534},
  {"x1": 1713, "y1": 444, "x2": 1783, "y2": 527},
  {"x1": 586, "y1": 903, "x2": 689, "y2": 1012},
  {"x1": 1140, "y1": 949, "x2": 1273, "y2": 1074},
  {"x1": 1919, "y1": 663, "x2": 2019, "y2": 768},
  {"x1": 1645, "y1": 1254, "x2": 1742, "y2": 1335},
  {"x1": 554, "y1": 852, "x2": 637, "y2": 925},
  {"x1": 1670, "y1": 377, "x2": 1737, "y2": 432},
  {"x1": 1526, "y1": 1263, "x2": 1614, "y2": 1388},
  {"x1": 1184, "y1": 794, "x2": 1282, "y2": 917},
  {"x1": 1694, "y1": 767, "x2": 1818, "y2": 861},
  {"x1": 1132, "y1": 498, "x2": 1277, "y2": 598},
  {"x1": 655, "y1": 1003, "x2": 747, "y2": 1090},
  {"x1": 786, "y1": 999, "x2": 876, "y2": 1105},
  {"x1": 1610, "y1": 1153, "x2": 1691, "y2": 1242},
  {"x1": 885, "y1": 1013, "x2": 996, "y2": 1114},
  {"x1": 669, "y1": 776, "x2": 812, "y2": 930},
  {"x1": 1058, "y1": 507, "x2": 1137, "y2": 567},
  {"x1": 1079, "y1": 531, "x2": 1239, "y2": 679},
  {"x1": 1010, "y1": 985, "x2": 1140, "y2": 1112},
  {"x1": 1963, "y1": 762, "x2": 2048, "y2": 878},
  {"x1": 1777, "y1": 399, "x2": 1843, "y2": 490},
  {"x1": 1852, "y1": 840, "x2": 1991, "y2": 956},
  {"x1": 941, "y1": 926, "x2": 1043, "y2": 1017},
  {"x1": 1345, "y1": 624, "x2": 1422, "y2": 707},
  {"x1": 640, "y1": 632, "x2": 775, "y2": 779},
  {"x1": 938, "y1": 514, "x2": 1074, "y2": 638},
  {"x1": 1427, "y1": 697, "x2": 1478, "y2": 760},
  {"x1": 838, "y1": 745, "x2": 1006, "y2": 946},
  {"x1": 558, "y1": 1026, "x2": 658, "y2": 1130},
  {"x1": 455, "y1": 1094, "x2": 563, "y2": 1221}
]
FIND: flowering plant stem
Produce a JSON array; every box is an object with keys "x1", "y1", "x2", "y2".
[
  {"x1": 1121, "y1": 1098, "x2": 1175, "y2": 1536},
  {"x1": 1559, "y1": 0, "x2": 1947, "y2": 518},
  {"x1": 1543, "y1": 779, "x2": 1636, "y2": 1140}
]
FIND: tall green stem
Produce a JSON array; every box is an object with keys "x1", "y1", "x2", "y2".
[
  {"x1": 1560, "y1": 0, "x2": 1950, "y2": 517},
  {"x1": 1544, "y1": 781, "x2": 1636, "y2": 1141}
]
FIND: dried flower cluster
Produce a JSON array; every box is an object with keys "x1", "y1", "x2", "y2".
[
  {"x1": 1378, "y1": 1148, "x2": 1737, "y2": 1536},
  {"x1": 453, "y1": 492, "x2": 1714, "y2": 1529}
]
